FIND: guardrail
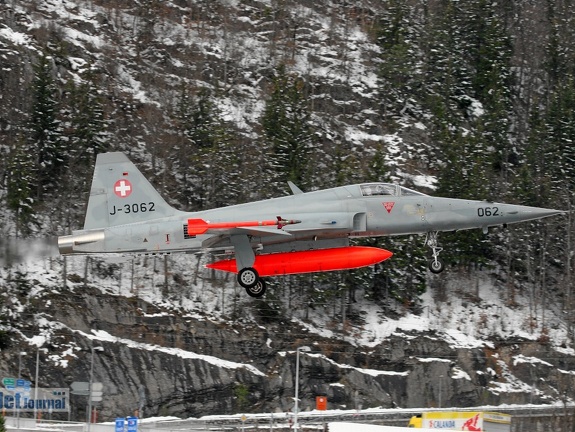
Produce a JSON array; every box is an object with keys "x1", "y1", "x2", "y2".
[{"x1": 5, "y1": 404, "x2": 575, "y2": 432}]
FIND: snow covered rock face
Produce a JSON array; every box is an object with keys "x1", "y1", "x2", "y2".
[{"x1": 7, "y1": 280, "x2": 571, "y2": 423}]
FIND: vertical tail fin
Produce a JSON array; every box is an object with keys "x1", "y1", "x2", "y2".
[{"x1": 83, "y1": 152, "x2": 177, "y2": 229}]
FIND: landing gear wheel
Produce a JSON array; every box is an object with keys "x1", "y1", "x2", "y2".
[
  {"x1": 425, "y1": 231, "x2": 445, "y2": 274},
  {"x1": 245, "y1": 279, "x2": 267, "y2": 298},
  {"x1": 428, "y1": 258, "x2": 445, "y2": 274},
  {"x1": 238, "y1": 267, "x2": 259, "y2": 289}
]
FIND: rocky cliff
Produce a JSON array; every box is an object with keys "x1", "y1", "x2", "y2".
[{"x1": 2, "y1": 256, "x2": 573, "y2": 422}]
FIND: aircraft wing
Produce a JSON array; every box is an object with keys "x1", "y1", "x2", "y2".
[
  {"x1": 228, "y1": 226, "x2": 293, "y2": 236},
  {"x1": 199, "y1": 227, "x2": 292, "y2": 250}
]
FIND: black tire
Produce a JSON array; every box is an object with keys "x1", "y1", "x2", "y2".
[
  {"x1": 246, "y1": 279, "x2": 267, "y2": 298},
  {"x1": 428, "y1": 258, "x2": 445, "y2": 274},
  {"x1": 238, "y1": 267, "x2": 259, "y2": 288}
]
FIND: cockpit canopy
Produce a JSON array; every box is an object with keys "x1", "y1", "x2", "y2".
[{"x1": 359, "y1": 183, "x2": 427, "y2": 197}]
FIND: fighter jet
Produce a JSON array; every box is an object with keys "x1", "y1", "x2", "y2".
[{"x1": 58, "y1": 152, "x2": 564, "y2": 297}]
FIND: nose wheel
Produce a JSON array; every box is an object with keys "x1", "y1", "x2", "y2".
[
  {"x1": 426, "y1": 231, "x2": 445, "y2": 274},
  {"x1": 428, "y1": 257, "x2": 445, "y2": 273}
]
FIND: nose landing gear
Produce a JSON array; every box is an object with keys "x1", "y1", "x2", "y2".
[{"x1": 426, "y1": 231, "x2": 445, "y2": 274}]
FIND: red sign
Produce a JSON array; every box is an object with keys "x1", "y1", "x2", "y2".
[
  {"x1": 383, "y1": 202, "x2": 395, "y2": 213},
  {"x1": 316, "y1": 396, "x2": 327, "y2": 411},
  {"x1": 114, "y1": 179, "x2": 132, "y2": 198},
  {"x1": 462, "y1": 413, "x2": 481, "y2": 431}
]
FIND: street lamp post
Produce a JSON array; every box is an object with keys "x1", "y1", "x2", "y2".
[
  {"x1": 34, "y1": 347, "x2": 40, "y2": 423},
  {"x1": 438, "y1": 374, "x2": 443, "y2": 408},
  {"x1": 293, "y1": 346, "x2": 311, "y2": 432},
  {"x1": 87, "y1": 345, "x2": 104, "y2": 432},
  {"x1": 17, "y1": 351, "x2": 27, "y2": 427}
]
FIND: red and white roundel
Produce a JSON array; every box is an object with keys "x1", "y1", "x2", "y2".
[{"x1": 114, "y1": 179, "x2": 133, "y2": 198}]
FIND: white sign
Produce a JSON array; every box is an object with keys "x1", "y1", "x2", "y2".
[{"x1": 92, "y1": 382, "x2": 104, "y2": 391}]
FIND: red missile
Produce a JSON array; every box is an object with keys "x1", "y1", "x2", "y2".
[
  {"x1": 187, "y1": 216, "x2": 301, "y2": 235},
  {"x1": 206, "y1": 246, "x2": 393, "y2": 277}
]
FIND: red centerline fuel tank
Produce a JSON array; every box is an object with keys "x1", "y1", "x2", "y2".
[{"x1": 206, "y1": 246, "x2": 393, "y2": 277}]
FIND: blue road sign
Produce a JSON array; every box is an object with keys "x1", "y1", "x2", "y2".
[
  {"x1": 115, "y1": 418, "x2": 125, "y2": 432},
  {"x1": 127, "y1": 417, "x2": 138, "y2": 432},
  {"x1": 2, "y1": 377, "x2": 15, "y2": 390}
]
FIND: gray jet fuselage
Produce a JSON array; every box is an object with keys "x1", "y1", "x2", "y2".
[
  {"x1": 61, "y1": 183, "x2": 560, "y2": 255},
  {"x1": 58, "y1": 152, "x2": 563, "y2": 296}
]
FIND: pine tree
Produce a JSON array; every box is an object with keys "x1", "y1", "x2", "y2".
[
  {"x1": 203, "y1": 122, "x2": 242, "y2": 209},
  {"x1": 423, "y1": 0, "x2": 513, "y2": 188},
  {"x1": 0, "y1": 285, "x2": 12, "y2": 349},
  {"x1": 542, "y1": 78, "x2": 575, "y2": 198},
  {"x1": 181, "y1": 87, "x2": 220, "y2": 149},
  {"x1": 29, "y1": 54, "x2": 64, "y2": 200},
  {"x1": 261, "y1": 65, "x2": 315, "y2": 195},
  {"x1": 173, "y1": 88, "x2": 240, "y2": 210},
  {"x1": 6, "y1": 144, "x2": 37, "y2": 236},
  {"x1": 504, "y1": 2, "x2": 575, "y2": 314},
  {"x1": 65, "y1": 67, "x2": 109, "y2": 168},
  {"x1": 424, "y1": 1, "x2": 476, "y2": 124},
  {"x1": 466, "y1": 0, "x2": 514, "y2": 187},
  {"x1": 420, "y1": 1, "x2": 514, "y2": 268},
  {"x1": 376, "y1": 0, "x2": 424, "y2": 118}
]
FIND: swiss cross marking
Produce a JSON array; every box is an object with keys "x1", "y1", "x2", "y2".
[
  {"x1": 383, "y1": 202, "x2": 395, "y2": 213},
  {"x1": 114, "y1": 179, "x2": 133, "y2": 198}
]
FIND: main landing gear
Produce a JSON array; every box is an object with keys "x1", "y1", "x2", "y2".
[
  {"x1": 426, "y1": 231, "x2": 445, "y2": 274},
  {"x1": 238, "y1": 267, "x2": 267, "y2": 298},
  {"x1": 232, "y1": 235, "x2": 267, "y2": 298}
]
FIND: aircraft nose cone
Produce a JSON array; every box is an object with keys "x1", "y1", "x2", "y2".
[{"x1": 504, "y1": 205, "x2": 565, "y2": 222}]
